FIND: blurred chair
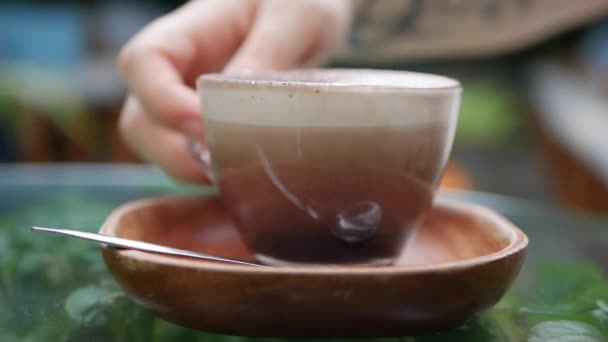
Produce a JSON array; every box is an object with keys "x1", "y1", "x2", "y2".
[{"x1": 529, "y1": 60, "x2": 608, "y2": 212}]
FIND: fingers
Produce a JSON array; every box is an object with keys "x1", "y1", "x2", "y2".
[
  {"x1": 117, "y1": 0, "x2": 257, "y2": 184},
  {"x1": 225, "y1": 0, "x2": 352, "y2": 73},
  {"x1": 118, "y1": 11, "x2": 201, "y2": 135},
  {"x1": 118, "y1": 0, "x2": 257, "y2": 135},
  {"x1": 121, "y1": 53, "x2": 201, "y2": 134},
  {"x1": 117, "y1": 0, "x2": 352, "y2": 185},
  {"x1": 119, "y1": 96, "x2": 210, "y2": 184}
]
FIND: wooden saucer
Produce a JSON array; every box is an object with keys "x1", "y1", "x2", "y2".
[{"x1": 100, "y1": 196, "x2": 527, "y2": 338}]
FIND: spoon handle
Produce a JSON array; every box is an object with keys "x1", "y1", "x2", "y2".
[{"x1": 32, "y1": 226, "x2": 263, "y2": 267}]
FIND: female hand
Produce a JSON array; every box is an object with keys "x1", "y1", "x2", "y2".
[{"x1": 118, "y1": 0, "x2": 352, "y2": 183}]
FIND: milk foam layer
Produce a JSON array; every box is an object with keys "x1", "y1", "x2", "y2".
[{"x1": 199, "y1": 69, "x2": 461, "y2": 127}]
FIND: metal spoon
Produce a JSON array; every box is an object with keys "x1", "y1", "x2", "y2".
[{"x1": 32, "y1": 226, "x2": 265, "y2": 267}]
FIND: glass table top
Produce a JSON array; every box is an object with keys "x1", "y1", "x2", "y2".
[{"x1": 1, "y1": 164, "x2": 607, "y2": 341}]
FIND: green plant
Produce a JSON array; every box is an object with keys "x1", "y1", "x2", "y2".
[{"x1": 1, "y1": 192, "x2": 606, "y2": 341}]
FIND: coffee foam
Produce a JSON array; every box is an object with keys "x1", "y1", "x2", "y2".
[
  {"x1": 203, "y1": 69, "x2": 459, "y2": 89},
  {"x1": 200, "y1": 69, "x2": 461, "y2": 127}
]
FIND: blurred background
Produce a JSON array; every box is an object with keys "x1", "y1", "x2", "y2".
[{"x1": 1, "y1": 0, "x2": 608, "y2": 213}]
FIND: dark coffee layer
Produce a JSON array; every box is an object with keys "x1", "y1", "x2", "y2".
[{"x1": 208, "y1": 120, "x2": 451, "y2": 264}]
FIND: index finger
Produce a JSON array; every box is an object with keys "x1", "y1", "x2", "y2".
[
  {"x1": 118, "y1": 0, "x2": 257, "y2": 134},
  {"x1": 121, "y1": 50, "x2": 200, "y2": 133}
]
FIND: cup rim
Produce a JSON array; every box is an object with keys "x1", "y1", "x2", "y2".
[{"x1": 197, "y1": 68, "x2": 461, "y2": 92}]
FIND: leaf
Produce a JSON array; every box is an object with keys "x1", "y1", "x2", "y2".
[
  {"x1": 0, "y1": 229, "x2": 16, "y2": 288},
  {"x1": 592, "y1": 300, "x2": 608, "y2": 333},
  {"x1": 417, "y1": 317, "x2": 508, "y2": 342},
  {"x1": 597, "y1": 300, "x2": 608, "y2": 314},
  {"x1": 527, "y1": 321, "x2": 605, "y2": 342},
  {"x1": 0, "y1": 231, "x2": 14, "y2": 261},
  {"x1": 65, "y1": 285, "x2": 123, "y2": 327},
  {"x1": 523, "y1": 262, "x2": 608, "y2": 315},
  {"x1": 16, "y1": 252, "x2": 51, "y2": 275}
]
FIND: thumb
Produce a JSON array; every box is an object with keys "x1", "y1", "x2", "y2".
[{"x1": 224, "y1": 0, "x2": 352, "y2": 73}]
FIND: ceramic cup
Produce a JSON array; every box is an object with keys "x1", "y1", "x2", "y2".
[{"x1": 196, "y1": 69, "x2": 461, "y2": 266}]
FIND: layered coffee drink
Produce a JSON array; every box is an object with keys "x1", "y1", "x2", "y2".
[{"x1": 199, "y1": 69, "x2": 460, "y2": 265}]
